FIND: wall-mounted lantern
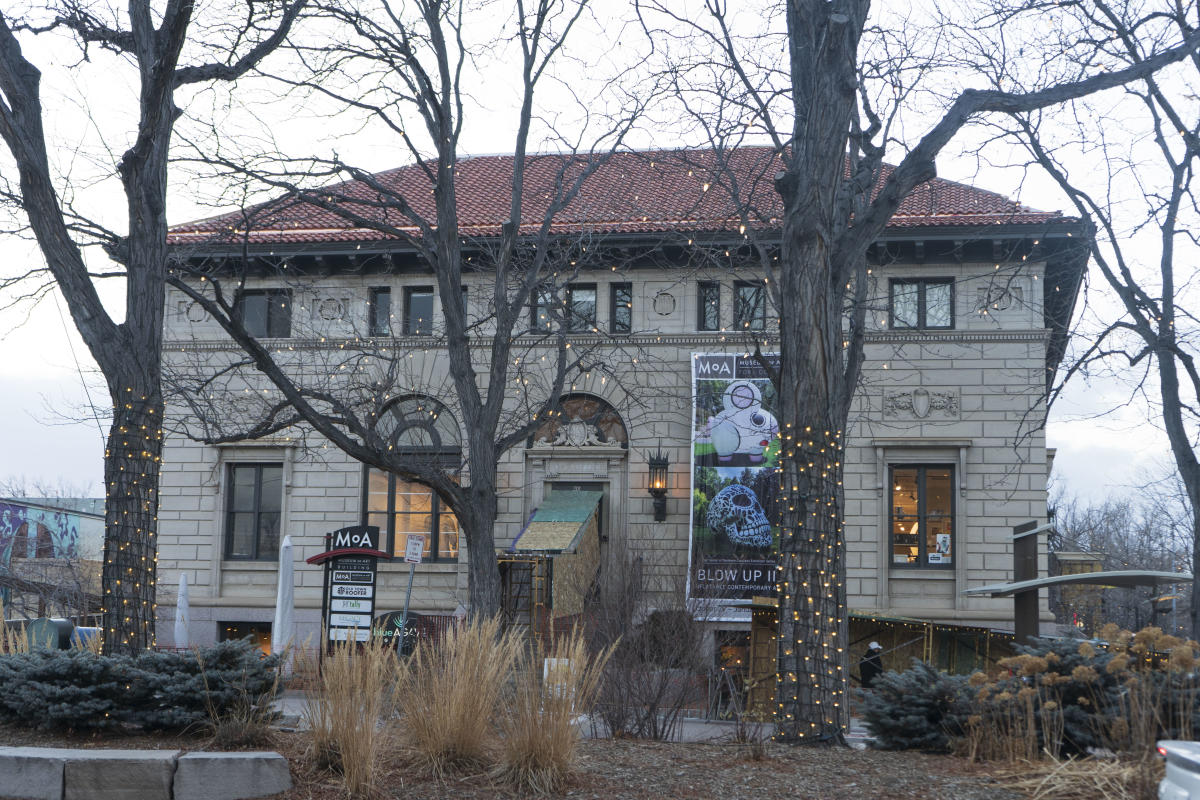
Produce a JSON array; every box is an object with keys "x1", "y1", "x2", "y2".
[{"x1": 647, "y1": 449, "x2": 669, "y2": 522}]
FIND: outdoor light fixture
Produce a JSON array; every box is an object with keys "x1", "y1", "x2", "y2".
[{"x1": 647, "y1": 448, "x2": 669, "y2": 521}]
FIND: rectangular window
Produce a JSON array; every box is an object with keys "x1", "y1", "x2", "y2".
[
  {"x1": 609, "y1": 283, "x2": 632, "y2": 334},
  {"x1": 364, "y1": 468, "x2": 459, "y2": 561},
  {"x1": 225, "y1": 463, "x2": 283, "y2": 560},
  {"x1": 530, "y1": 285, "x2": 556, "y2": 332},
  {"x1": 698, "y1": 281, "x2": 721, "y2": 331},
  {"x1": 236, "y1": 289, "x2": 291, "y2": 338},
  {"x1": 889, "y1": 464, "x2": 954, "y2": 569},
  {"x1": 890, "y1": 279, "x2": 954, "y2": 329},
  {"x1": 404, "y1": 286, "x2": 435, "y2": 336},
  {"x1": 567, "y1": 284, "x2": 597, "y2": 332},
  {"x1": 734, "y1": 280, "x2": 768, "y2": 331},
  {"x1": 368, "y1": 287, "x2": 391, "y2": 336}
]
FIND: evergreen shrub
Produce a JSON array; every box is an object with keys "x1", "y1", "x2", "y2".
[
  {"x1": 0, "y1": 638, "x2": 278, "y2": 731},
  {"x1": 860, "y1": 660, "x2": 970, "y2": 751}
]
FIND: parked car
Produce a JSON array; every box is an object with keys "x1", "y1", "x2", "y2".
[{"x1": 1158, "y1": 741, "x2": 1200, "y2": 799}]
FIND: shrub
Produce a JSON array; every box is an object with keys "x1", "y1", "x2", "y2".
[
  {"x1": 395, "y1": 616, "x2": 522, "y2": 775},
  {"x1": 0, "y1": 639, "x2": 278, "y2": 731},
  {"x1": 302, "y1": 635, "x2": 397, "y2": 798},
  {"x1": 860, "y1": 660, "x2": 970, "y2": 751},
  {"x1": 493, "y1": 628, "x2": 614, "y2": 793}
]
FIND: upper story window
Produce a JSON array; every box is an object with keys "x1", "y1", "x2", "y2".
[
  {"x1": 889, "y1": 464, "x2": 954, "y2": 569},
  {"x1": 567, "y1": 284, "x2": 597, "y2": 332},
  {"x1": 890, "y1": 279, "x2": 954, "y2": 329},
  {"x1": 734, "y1": 280, "x2": 768, "y2": 331},
  {"x1": 698, "y1": 281, "x2": 721, "y2": 331},
  {"x1": 404, "y1": 286, "x2": 435, "y2": 336},
  {"x1": 610, "y1": 282, "x2": 632, "y2": 334},
  {"x1": 236, "y1": 289, "x2": 291, "y2": 338},
  {"x1": 225, "y1": 463, "x2": 283, "y2": 560},
  {"x1": 369, "y1": 287, "x2": 392, "y2": 336},
  {"x1": 531, "y1": 285, "x2": 555, "y2": 332}
]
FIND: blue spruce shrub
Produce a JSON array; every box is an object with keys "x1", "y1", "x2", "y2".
[
  {"x1": 0, "y1": 638, "x2": 278, "y2": 731},
  {"x1": 861, "y1": 660, "x2": 971, "y2": 751}
]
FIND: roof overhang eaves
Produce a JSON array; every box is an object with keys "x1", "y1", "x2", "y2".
[{"x1": 168, "y1": 217, "x2": 1082, "y2": 261}]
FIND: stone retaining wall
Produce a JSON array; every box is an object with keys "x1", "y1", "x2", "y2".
[{"x1": 0, "y1": 748, "x2": 291, "y2": 800}]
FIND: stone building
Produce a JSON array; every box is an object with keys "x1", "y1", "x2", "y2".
[{"x1": 157, "y1": 148, "x2": 1085, "y2": 650}]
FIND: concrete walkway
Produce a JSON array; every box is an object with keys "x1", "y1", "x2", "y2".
[{"x1": 275, "y1": 690, "x2": 875, "y2": 748}]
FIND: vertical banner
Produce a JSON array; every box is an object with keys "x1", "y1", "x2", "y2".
[{"x1": 689, "y1": 353, "x2": 781, "y2": 601}]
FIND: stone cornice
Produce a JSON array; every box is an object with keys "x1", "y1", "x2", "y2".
[{"x1": 164, "y1": 328, "x2": 1050, "y2": 352}]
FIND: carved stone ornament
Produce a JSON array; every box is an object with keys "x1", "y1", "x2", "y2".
[
  {"x1": 539, "y1": 416, "x2": 605, "y2": 447},
  {"x1": 653, "y1": 291, "x2": 677, "y2": 316},
  {"x1": 883, "y1": 388, "x2": 960, "y2": 419},
  {"x1": 318, "y1": 297, "x2": 346, "y2": 321},
  {"x1": 185, "y1": 301, "x2": 207, "y2": 323}
]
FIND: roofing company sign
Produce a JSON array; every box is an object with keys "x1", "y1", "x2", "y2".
[{"x1": 306, "y1": 525, "x2": 390, "y2": 643}]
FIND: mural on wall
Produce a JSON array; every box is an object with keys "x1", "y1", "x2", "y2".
[
  {"x1": 690, "y1": 353, "x2": 781, "y2": 601},
  {"x1": 0, "y1": 502, "x2": 87, "y2": 570}
]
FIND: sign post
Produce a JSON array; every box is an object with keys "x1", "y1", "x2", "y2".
[
  {"x1": 306, "y1": 525, "x2": 390, "y2": 653},
  {"x1": 401, "y1": 533, "x2": 424, "y2": 627}
]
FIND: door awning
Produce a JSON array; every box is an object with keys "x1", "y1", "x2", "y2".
[{"x1": 508, "y1": 490, "x2": 603, "y2": 554}]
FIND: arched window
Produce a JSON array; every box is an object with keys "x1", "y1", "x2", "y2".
[
  {"x1": 364, "y1": 396, "x2": 461, "y2": 561},
  {"x1": 530, "y1": 393, "x2": 628, "y2": 448}
]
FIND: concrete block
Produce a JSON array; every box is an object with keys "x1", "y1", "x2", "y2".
[
  {"x1": 0, "y1": 746, "x2": 67, "y2": 800},
  {"x1": 62, "y1": 749, "x2": 179, "y2": 800},
  {"x1": 173, "y1": 752, "x2": 292, "y2": 800}
]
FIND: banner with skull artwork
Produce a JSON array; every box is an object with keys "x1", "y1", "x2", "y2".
[{"x1": 689, "y1": 353, "x2": 781, "y2": 601}]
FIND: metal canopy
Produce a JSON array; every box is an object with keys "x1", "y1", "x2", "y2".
[{"x1": 962, "y1": 569, "x2": 1193, "y2": 598}]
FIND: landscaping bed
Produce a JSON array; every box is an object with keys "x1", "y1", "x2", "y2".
[{"x1": 0, "y1": 724, "x2": 1017, "y2": 800}]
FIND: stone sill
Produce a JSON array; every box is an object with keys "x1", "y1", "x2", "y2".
[{"x1": 889, "y1": 569, "x2": 956, "y2": 580}]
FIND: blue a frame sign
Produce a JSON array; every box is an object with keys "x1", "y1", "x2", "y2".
[{"x1": 306, "y1": 524, "x2": 390, "y2": 646}]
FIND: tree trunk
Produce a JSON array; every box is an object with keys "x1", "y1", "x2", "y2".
[
  {"x1": 775, "y1": 428, "x2": 849, "y2": 743},
  {"x1": 100, "y1": 387, "x2": 163, "y2": 654},
  {"x1": 464, "y1": 481, "x2": 502, "y2": 617},
  {"x1": 773, "y1": 201, "x2": 852, "y2": 743}
]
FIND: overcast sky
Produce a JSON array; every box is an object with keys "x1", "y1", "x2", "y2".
[{"x1": 0, "y1": 2, "x2": 1181, "y2": 507}]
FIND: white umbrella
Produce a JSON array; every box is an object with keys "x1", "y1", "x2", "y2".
[
  {"x1": 173, "y1": 573, "x2": 190, "y2": 649},
  {"x1": 272, "y1": 535, "x2": 295, "y2": 659}
]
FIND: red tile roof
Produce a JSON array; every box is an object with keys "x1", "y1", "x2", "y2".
[{"x1": 168, "y1": 147, "x2": 1064, "y2": 247}]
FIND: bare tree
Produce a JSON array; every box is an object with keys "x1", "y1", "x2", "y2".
[
  {"x1": 635, "y1": 0, "x2": 1200, "y2": 743},
  {"x1": 0, "y1": 1, "x2": 304, "y2": 652},
  {"x1": 1049, "y1": 480, "x2": 1192, "y2": 635},
  {"x1": 165, "y1": 0, "x2": 656, "y2": 615},
  {"x1": 973, "y1": 0, "x2": 1200, "y2": 639}
]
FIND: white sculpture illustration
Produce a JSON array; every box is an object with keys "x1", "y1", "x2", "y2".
[{"x1": 707, "y1": 381, "x2": 779, "y2": 464}]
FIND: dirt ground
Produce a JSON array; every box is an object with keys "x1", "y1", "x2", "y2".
[{"x1": 0, "y1": 724, "x2": 1020, "y2": 800}]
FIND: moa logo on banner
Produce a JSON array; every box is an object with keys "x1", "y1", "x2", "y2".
[{"x1": 694, "y1": 355, "x2": 735, "y2": 378}]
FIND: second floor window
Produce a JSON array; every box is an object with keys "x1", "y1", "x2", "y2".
[
  {"x1": 225, "y1": 463, "x2": 283, "y2": 560},
  {"x1": 891, "y1": 279, "x2": 954, "y2": 329},
  {"x1": 698, "y1": 281, "x2": 721, "y2": 331},
  {"x1": 531, "y1": 286, "x2": 556, "y2": 332},
  {"x1": 610, "y1": 283, "x2": 632, "y2": 334},
  {"x1": 236, "y1": 289, "x2": 291, "y2": 338},
  {"x1": 404, "y1": 286, "x2": 434, "y2": 335},
  {"x1": 369, "y1": 287, "x2": 391, "y2": 336},
  {"x1": 567, "y1": 284, "x2": 597, "y2": 332},
  {"x1": 734, "y1": 281, "x2": 768, "y2": 331}
]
